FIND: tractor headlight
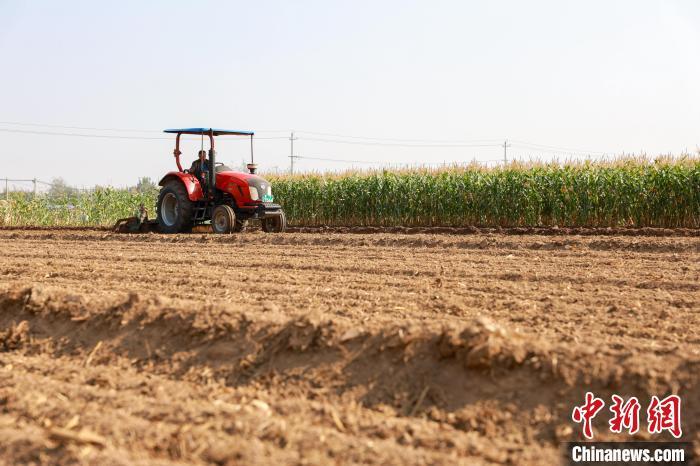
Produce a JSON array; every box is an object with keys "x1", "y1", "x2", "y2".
[{"x1": 248, "y1": 186, "x2": 259, "y2": 201}]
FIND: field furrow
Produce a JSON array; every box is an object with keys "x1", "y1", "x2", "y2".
[{"x1": 1, "y1": 229, "x2": 699, "y2": 464}]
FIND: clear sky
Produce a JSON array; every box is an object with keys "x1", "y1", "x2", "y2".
[{"x1": 1, "y1": 0, "x2": 698, "y2": 188}]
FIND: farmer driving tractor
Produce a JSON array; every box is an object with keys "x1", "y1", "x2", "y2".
[
  {"x1": 190, "y1": 150, "x2": 209, "y2": 193},
  {"x1": 114, "y1": 127, "x2": 287, "y2": 234}
]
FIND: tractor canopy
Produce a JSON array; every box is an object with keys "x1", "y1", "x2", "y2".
[
  {"x1": 163, "y1": 128, "x2": 254, "y2": 136},
  {"x1": 164, "y1": 127, "x2": 258, "y2": 177}
]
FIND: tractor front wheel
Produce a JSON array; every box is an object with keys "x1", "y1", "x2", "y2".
[
  {"x1": 157, "y1": 181, "x2": 193, "y2": 233},
  {"x1": 261, "y1": 211, "x2": 287, "y2": 233},
  {"x1": 212, "y1": 205, "x2": 236, "y2": 234}
]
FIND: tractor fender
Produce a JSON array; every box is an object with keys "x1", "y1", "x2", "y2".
[{"x1": 158, "y1": 171, "x2": 204, "y2": 202}]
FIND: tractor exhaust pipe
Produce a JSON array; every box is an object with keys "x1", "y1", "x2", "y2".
[{"x1": 248, "y1": 135, "x2": 256, "y2": 174}]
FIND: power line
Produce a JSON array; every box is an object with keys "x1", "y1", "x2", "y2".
[
  {"x1": 0, "y1": 120, "x2": 615, "y2": 153},
  {"x1": 510, "y1": 145, "x2": 607, "y2": 157},
  {"x1": 297, "y1": 133, "x2": 610, "y2": 155},
  {"x1": 295, "y1": 155, "x2": 506, "y2": 166},
  {"x1": 0, "y1": 121, "x2": 160, "y2": 133},
  {"x1": 296, "y1": 130, "x2": 504, "y2": 144},
  {"x1": 301, "y1": 137, "x2": 502, "y2": 148},
  {"x1": 0, "y1": 128, "x2": 170, "y2": 140},
  {"x1": 509, "y1": 140, "x2": 607, "y2": 155},
  {"x1": 296, "y1": 155, "x2": 384, "y2": 164},
  {"x1": 0, "y1": 121, "x2": 290, "y2": 135},
  {"x1": 0, "y1": 127, "x2": 498, "y2": 147},
  {"x1": 0, "y1": 126, "x2": 497, "y2": 146},
  {"x1": 0, "y1": 127, "x2": 287, "y2": 141},
  {"x1": 0, "y1": 120, "x2": 619, "y2": 156}
]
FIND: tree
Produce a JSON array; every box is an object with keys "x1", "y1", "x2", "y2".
[
  {"x1": 48, "y1": 178, "x2": 77, "y2": 199},
  {"x1": 135, "y1": 176, "x2": 157, "y2": 193}
]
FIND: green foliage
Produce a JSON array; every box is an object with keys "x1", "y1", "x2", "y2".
[
  {"x1": 135, "y1": 176, "x2": 157, "y2": 193},
  {"x1": 1, "y1": 186, "x2": 158, "y2": 227},
  {"x1": 47, "y1": 177, "x2": 78, "y2": 199},
  {"x1": 1, "y1": 158, "x2": 698, "y2": 228},
  {"x1": 269, "y1": 158, "x2": 700, "y2": 228}
]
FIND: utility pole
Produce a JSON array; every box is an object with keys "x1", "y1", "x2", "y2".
[
  {"x1": 289, "y1": 131, "x2": 298, "y2": 174},
  {"x1": 503, "y1": 140, "x2": 511, "y2": 165},
  {"x1": 4, "y1": 178, "x2": 7, "y2": 201},
  {"x1": 33, "y1": 178, "x2": 37, "y2": 198}
]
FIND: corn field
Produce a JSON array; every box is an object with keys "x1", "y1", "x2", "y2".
[
  {"x1": 269, "y1": 158, "x2": 700, "y2": 228},
  {"x1": 1, "y1": 158, "x2": 698, "y2": 228},
  {"x1": 0, "y1": 188, "x2": 158, "y2": 227}
]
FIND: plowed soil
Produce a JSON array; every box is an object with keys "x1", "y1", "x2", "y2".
[{"x1": 0, "y1": 229, "x2": 698, "y2": 465}]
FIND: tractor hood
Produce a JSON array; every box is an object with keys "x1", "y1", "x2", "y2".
[
  {"x1": 215, "y1": 171, "x2": 273, "y2": 204},
  {"x1": 216, "y1": 170, "x2": 270, "y2": 187}
]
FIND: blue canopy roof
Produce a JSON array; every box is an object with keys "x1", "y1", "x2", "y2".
[{"x1": 164, "y1": 128, "x2": 254, "y2": 136}]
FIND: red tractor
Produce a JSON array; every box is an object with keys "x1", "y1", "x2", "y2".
[{"x1": 156, "y1": 128, "x2": 287, "y2": 234}]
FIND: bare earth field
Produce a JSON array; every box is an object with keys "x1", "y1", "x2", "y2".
[{"x1": 0, "y1": 229, "x2": 699, "y2": 465}]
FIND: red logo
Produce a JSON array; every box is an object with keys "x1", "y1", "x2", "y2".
[
  {"x1": 572, "y1": 393, "x2": 682, "y2": 439},
  {"x1": 572, "y1": 392, "x2": 606, "y2": 439},
  {"x1": 647, "y1": 395, "x2": 682, "y2": 438},
  {"x1": 608, "y1": 395, "x2": 641, "y2": 435}
]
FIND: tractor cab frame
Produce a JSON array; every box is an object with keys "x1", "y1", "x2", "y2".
[
  {"x1": 165, "y1": 128, "x2": 258, "y2": 197},
  {"x1": 155, "y1": 128, "x2": 286, "y2": 234}
]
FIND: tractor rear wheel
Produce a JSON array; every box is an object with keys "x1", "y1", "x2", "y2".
[
  {"x1": 261, "y1": 211, "x2": 287, "y2": 233},
  {"x1": 157, "y1": 181, "x2": 193, "y2": 233},
  {"x1": 212, "y1": 205, "x2": 236, "y2": 234}
]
